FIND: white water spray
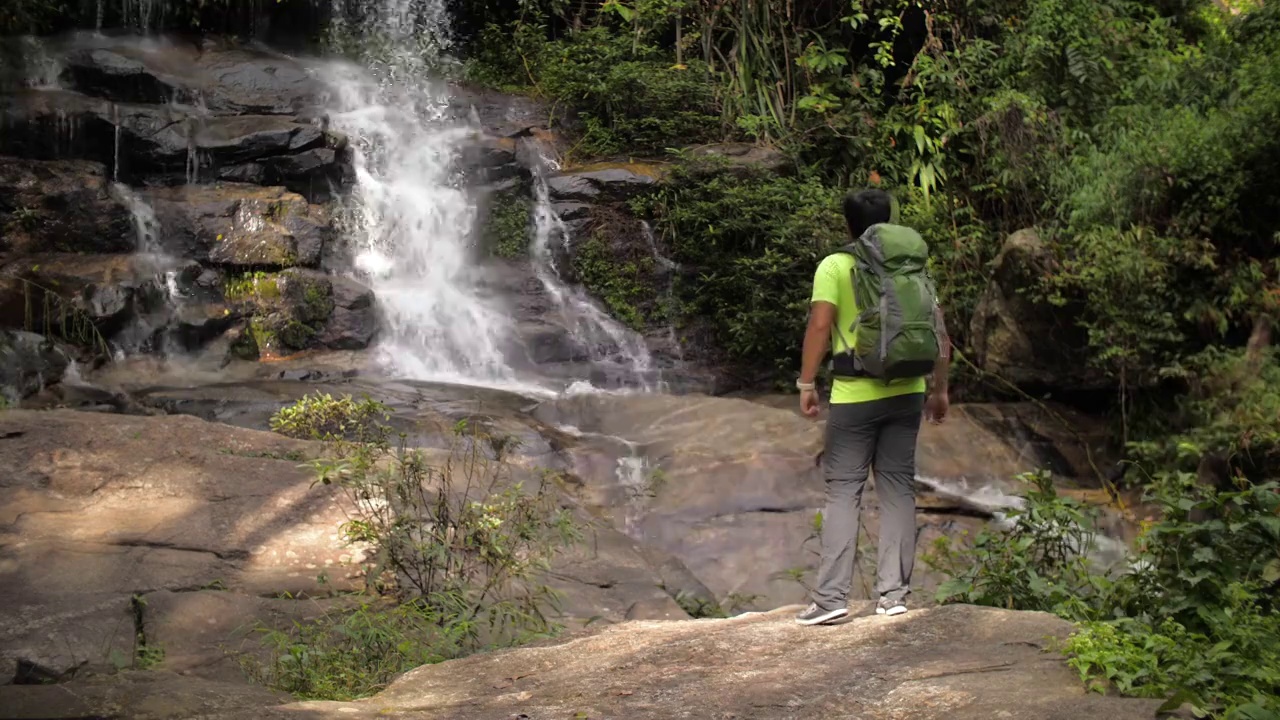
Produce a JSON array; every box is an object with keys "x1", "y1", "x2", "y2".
[
  {"x1": 110, "y1": 184, "x2": 182, "y2": 356},
  {"x1": 319, "y1": 2, "x2": 532, "y2": 390}
]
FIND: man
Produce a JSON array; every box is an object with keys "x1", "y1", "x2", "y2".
[{"x1": 794, "y1": 188, "x2": 951, "y2": 626}]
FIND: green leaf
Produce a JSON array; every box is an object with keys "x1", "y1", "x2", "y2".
[
  {"x1": 1263, "y1": 558, "x2": 1280, "y2": 584},
  {"x1": 1155, "y1": 688, "x2": 1197, "y2": 716}
]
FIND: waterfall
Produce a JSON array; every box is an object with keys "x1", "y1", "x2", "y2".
[
  {"x1": 110, "y1": 184, "x2": 182, "y2": 356},
  {"x1": 525, "y1": 152, "x2": 661, "y2": 391},
  {"x1": 639, "y1": 220, "x2": 682, "y2": 364},
  {"x1": 317, "y1": 1, "x2": 536, "y2": 391}
]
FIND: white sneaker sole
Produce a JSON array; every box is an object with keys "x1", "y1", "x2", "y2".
[
  {"x1": 883, "y1": 605, "x2": 907, "y2": 617},
  {"x1": 796, "y1": 607, "x2": 849, "y2": 626}
]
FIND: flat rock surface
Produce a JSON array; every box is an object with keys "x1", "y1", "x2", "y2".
[
  {"x1": 532, "y1": 393, "x2": 1104, "y2": 608},
  {"x1": 203, "y1": 604, "x2": 1161, "y2": 720},
  {"x1": 0, "y1": 407, "x2": 684, "y2": 684}
]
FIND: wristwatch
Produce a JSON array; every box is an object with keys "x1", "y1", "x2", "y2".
[{"x1": 796, "y1": 379, "x2": 816, "y2": 391}]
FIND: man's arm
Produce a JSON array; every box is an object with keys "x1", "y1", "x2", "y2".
[{"x1": 800, "y1": 302, "x2": 836, "y2": 385}]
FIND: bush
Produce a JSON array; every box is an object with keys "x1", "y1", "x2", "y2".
[
  {"x1": 927, "y1": 469, "x2": 1280, "y2": 717},
  {"x1": 632, "y1": 159, "x2": 844, "y2": 375},
  {"x1": 251, "y1": 400, "x2": 581, "y2": 701},
  {"x1": 0, "y1": 0, "x2": 66, "y2": 35},
  {"x1": 244, "y1": 600, "x2": 444, "y2": 701},
  {"x1": 570, "y1": 213, "x2": 666, "y2": 331},
  {"x1": 927, "y1": 470, "x2": 1110, "y2": 619},
  {"x1": 469, "y1": 24, "x2": 720, "y2": 157},
  {"x1": 268, "y1": 392, "x2": 390, "y2": 443}
]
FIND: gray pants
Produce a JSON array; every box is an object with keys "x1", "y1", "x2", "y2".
[{"x1": 813, "y1": 392, "x2": 924, "y2": 610}]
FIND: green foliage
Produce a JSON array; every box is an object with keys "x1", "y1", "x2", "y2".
[
  {"x1": 268, "y1": 392, "x2": 391, "y2": 443},
  {"x1": 927, "y1": 470, "x2": 1108, "y2": 618},
  {"x1": 928, "y1": 469, "x2": 1280, "y2": 717},
  {"x1": 482, "y1": 188, "x2": 532, "y2": 259},
  {"x1": 225, "y1": 271, "x2": 281, "y2": 301},
  {"x1": 243, "y1": 600, "x2": 451, "y2": 700},
  {"x1": 469, "y1": 24, "x2": 718, "y2": 156},
  {"x1": 1130, "y1": 347, "x2": 1280, "y2": 478},
  {"x1": 249, "y1": 402, "x2": 582, "y2": 700},
  {"x1": 0, "y1": 0, "x2": 65, "y2": 35},
  {"x1": 18, "y1": 277, "x2": 111, "y2": 360},
  {"x1": 570, "y1": 225, "x2": 657, "y2": 331},
  {"x1": 632, "y1": 159, "x2": 843, "y2": 373}
]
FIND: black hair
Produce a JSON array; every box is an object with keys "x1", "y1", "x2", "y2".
[{"x1": 842, "y1": 188, "x2": 894, "y2": 238}]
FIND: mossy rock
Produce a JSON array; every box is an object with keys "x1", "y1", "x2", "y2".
[{"x1": 481, "y1": 185, "x2": 533, "y2": 259}]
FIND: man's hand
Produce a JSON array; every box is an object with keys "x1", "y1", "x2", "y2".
[
  {"x1": 924, "y1": 391, "x2": 949, "y2": 424},
  {"x1": 800, "y1": 388, "x2": 821, "y2": 418}
]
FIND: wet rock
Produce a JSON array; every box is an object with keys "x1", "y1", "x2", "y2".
[
  {"x1": 315, "y1": 275, "x2": 378, "y2": 350},
  {"x1": 61, "y1": 47, "x2": 177, "y2": 106},
  {"x1": 0, "y1": 91, "x2": 341, "y2": 192},
  {"x1": 0, "y1": 330, "x2": 70, "y2": 402},
  {"x1": 533, "y1": 393, "x2": 1114, "y2": 610},
  {"x1": 969, "y1": 229, "x2": 1100, "y2": 391},
  {"x1": 0, "y1": 254, "x2": 144, "y2": 338},
  {"x1": 55, "y1": 34, "x2": 321, "y2": 115},
  {"x1": 143, "y1": 184, "x2": 329, "y2": 268},
  {"x1": 518, "y1": 322, "x2": 591, "y2": 364},
  {"x1": 459, "y1": 134, "x2": 522, "y2": 185},
  {"x1": 260, "y1": 147, "x2": 343, "y2": 201},
  {"x1": 687, "y1": 141, "x2": 792, "y2": 176},
  {"x1": 446, "y1": 81, "x2": 551, "y2": 138},
  {"x1": 551, "y1": 201, "x2": 591, "y2": 221},
  {"x1": 222, "y1": 269, "x2": 375, "y2": 357},
  {"x1": 546, "y1": 165, "x2": 661, "y2": 202},
  {"x1": 0, "y1": 157, "x2": 134, "y2": 255}
]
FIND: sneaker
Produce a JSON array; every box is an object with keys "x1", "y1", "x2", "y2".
[
  {"x1": 877, "y1": 597, "x2": 907, "y2": 616},
  {"x1": 794, "y1": 603, "x2": 848, "y2": 626}
]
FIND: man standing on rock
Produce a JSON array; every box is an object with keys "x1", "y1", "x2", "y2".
[{"x1": 794, "y1": 188, "x2": 951, "y2": 625}]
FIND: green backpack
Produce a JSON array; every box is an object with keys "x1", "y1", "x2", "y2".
[{"x1": 830, "y1": 222, "x2": 942, "y2": 383}]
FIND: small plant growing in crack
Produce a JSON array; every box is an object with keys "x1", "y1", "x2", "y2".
[{"x1": 129, "y1": 594, "x2": 165, "y2": 670}]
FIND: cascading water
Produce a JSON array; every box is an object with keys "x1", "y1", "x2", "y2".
[
  {"x1": 109, "y1": 184, "x2": 184, "y2": 356},
  {"x1": 525, "y1": 150, "x2": 662, "y2": 391},
  {"x1": 639, "y1": 219, "x2": 683, "y2": 364},
  {"x1": 318, "y1": 2, "x2": 530, "y2": 390}
]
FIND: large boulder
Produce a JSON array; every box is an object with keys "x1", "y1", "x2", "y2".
[
  {"x1": 0, "y1": 407, "x2": 684, "y2": 686},
  {"x1": 0, "y1": 254, "x2": 145, "y2": 334},
  {"x1": 0, "y1": 157, "x2": 134, "y2": 255},
  {"x1": 56, "y1": 35, "x2": 321, "y2": 116},
  {"x1": 143, "y1": 184, "x2": 329, "y2": 268},
  {"x1": 221, "y1": 269, "x2": 375, "y2": 358},
  {"x1": 687, "y1": 141, "x2": 792, "y2": 176},
  {"x1": 546, "y1": 163, "x2": 663, "y2": 202},
  {"x1": 968, "y1": 229, "x2": 1100, "y2": 390},
  {"x1": 533, "y1": 393, "x2": 1116, "y2": 610},
  {"x1": 315, "y1": 275, "x2": 378, "y2": 350}
]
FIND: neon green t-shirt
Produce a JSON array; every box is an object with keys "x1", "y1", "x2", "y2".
[{"x1": 811, "y1": 252, "x2": 926, "y2": 404}]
